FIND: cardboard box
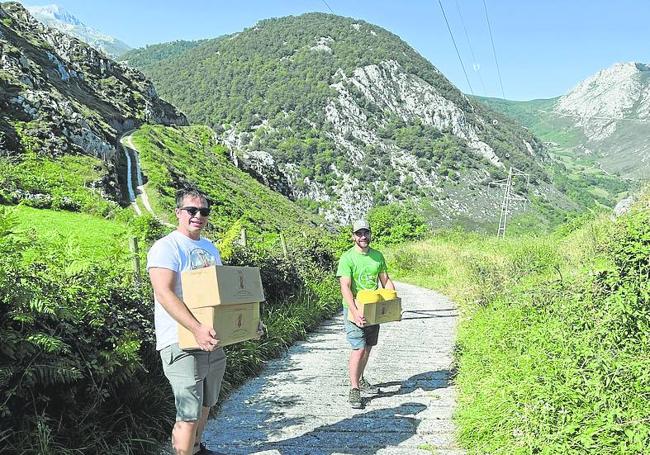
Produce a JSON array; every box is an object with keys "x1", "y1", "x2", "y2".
[
  {"x1": 179, "y1": 302, "x2": 261, "y2": 349},
  {"x1": 181, "y1": 265, "x2": 265, "y2": 308},
  {"x1": 348, "y1": 298, "x2": 402, "y2": 326}
]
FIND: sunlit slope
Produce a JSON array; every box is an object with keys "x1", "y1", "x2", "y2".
[
  {"x1": 131, "y1": 125, "x2": 328, "y2": 235},
  {"x1": 7, "y1": 205, "x2": 130, "y2": 269}
]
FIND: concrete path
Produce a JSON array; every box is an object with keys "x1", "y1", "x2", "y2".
[{"x1": 202, "y1": 281, "x2": 465, "y2": 455}]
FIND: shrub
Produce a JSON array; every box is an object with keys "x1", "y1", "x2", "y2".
[
  {"x1": 368, "y1": 202, "x2": 428, "y2": 245},
  {"x1": 0, "y1": 207, "x2": 173, "y2": 454}
]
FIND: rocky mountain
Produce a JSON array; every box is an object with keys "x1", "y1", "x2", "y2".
[
  {"x1": 479, "y1": 62, "x2": 650, "y2": 180},
  {"x1": 26, "y1": 4, "x2": 131, "y2": 57},
  {"x1": 555, "y1": 62, "x2": 650, "y2": 178},
  {"x1": 0, "y1": 1, "x2": 186, "y2": 205},
  {"x1": 122, "y1": 13, "x2": 571, "y2": 225}
]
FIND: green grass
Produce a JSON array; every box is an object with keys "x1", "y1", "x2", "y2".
[
  {"x1": 385, "y1": 210, "x2": 650, "y2": 453},
  {"x1": 12, "y1": 205, "x2": 131, "y2": 261},
  {"x1": 0, "y1": 148, "x2": 120, "y2": 217}
]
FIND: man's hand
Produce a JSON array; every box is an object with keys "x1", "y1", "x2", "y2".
[
  {"x1": 254, "y1": 321, "x2": 267, "y2": 340},
  {"x1": 351, "y1": 304, "x2": 366, "y2": 327},
  {"x1": 192, "y1": 323, "x2": 219, "y2": 351}
]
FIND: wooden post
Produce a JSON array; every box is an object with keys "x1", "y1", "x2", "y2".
[
  {"x1": 279, "y1": 232, "x2": 288, "y2": 259},
  {"x1": 240, "y1": 227, "x2": 247, "y2": 247},
  {"x1": 129, "y1": 237, "x2": 141, "y2": 286}
]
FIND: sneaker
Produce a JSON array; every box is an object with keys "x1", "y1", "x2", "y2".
[
  {"x1": 359, "y1": 376, "x2": 379, "y2": 395},
  {"x1": 349, "y1": 387, "x2": 363, "y2": 409},
  {"x1": 194, "y1": 442, "x2": 227, "y2": 455}
]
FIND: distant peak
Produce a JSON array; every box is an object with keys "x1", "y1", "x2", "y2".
[
  {"x1": 600, "y1": 61, "x2": 649, "y2": 74},
  {"x1": 27, "y1": 4, "x2": 83, "y2": 26}
]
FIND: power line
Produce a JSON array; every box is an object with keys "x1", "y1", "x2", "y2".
[
  {"x1": 455, "y1": 0, "x2": 488, "y2": 95},
  {"x1": 321, "y1": 0, "x2": 335, "y2": 14},
  {"x1": 482, "y1": 0, "x2": 505, "y2": 98},
  {"x1": 438, "y1": 0, "x2": 474, "y2": 96}
]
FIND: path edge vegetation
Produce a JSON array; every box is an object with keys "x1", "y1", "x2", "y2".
[{"x1": 385, "y1": 199, "x2": 650, "y2": 453}]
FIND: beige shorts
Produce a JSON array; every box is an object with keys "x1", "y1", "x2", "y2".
[{"x1": 159, "y1": 343, "x2": 227, "y2": 421}]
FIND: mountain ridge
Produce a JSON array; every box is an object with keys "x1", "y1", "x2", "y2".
[
  {"x1": 26, "y1": 3, "x2": 131, "y2": 57},
  {"x1": 477, "y1": 61, "x2": 650, "y2": 181},
  {"x1": 122, "y1": 12, "x2": 572, "y2": 225}
]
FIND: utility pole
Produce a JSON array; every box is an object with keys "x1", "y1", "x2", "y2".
[{"x1": 491, "y1": 167, "x2": 530, "y2": 238}]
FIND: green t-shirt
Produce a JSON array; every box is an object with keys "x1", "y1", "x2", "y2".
[{"x1": 336, "y1": 246, "x2": 388, "y2": 307}]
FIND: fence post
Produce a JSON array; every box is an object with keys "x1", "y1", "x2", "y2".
[
  {"x1": 129, "y1": 237, "x2": 141, "y2": 286},
  {"x1": 279, "y1": 232, "x2": 288, "y2": 259},
  {"x1": 240, "y1": 227, "x2": 247, "y2": 247}
]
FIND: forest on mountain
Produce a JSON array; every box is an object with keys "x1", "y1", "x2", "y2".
[{"x1": 122, "y1": 13, "x2": 568, "y2": 226}]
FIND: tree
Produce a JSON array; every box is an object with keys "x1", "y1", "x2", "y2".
[{"x1": 368, "y1": 203, "x2": 428, "y2": 245}]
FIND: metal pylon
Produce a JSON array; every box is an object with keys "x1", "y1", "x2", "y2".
[{"x1": 491, "y1": 166, "x2": 530, "y2": 238}]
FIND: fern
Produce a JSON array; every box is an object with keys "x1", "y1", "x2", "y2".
[
  {"x1": 27, "y1": 363, "x2": 82, "y2": 387},
  {"x1": 25, "y1": 333, "x2": 69, "y2": 354}
]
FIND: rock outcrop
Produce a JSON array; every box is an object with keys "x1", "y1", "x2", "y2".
[
  {"x1": 0, "y1": 2, "x2": 187, "y2": 201},
  {"x1": 554, "y1": 62, "x2": 650, "y2": 178}
]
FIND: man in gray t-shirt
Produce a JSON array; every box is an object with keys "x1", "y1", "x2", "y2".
[{"x1": 147, "y1": 188, "x2": 226, "y2": 455}]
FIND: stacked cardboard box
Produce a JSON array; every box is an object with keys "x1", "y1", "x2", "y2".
[
  {"x1": 179, "y1": 265, "x2": 265, "y2": 349},
  {"x1": 348, "y1": 289, "x2": 402, "y2": 326}
]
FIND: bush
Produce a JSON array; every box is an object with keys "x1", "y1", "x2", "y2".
[
  {"x1": 0, "y1": 207, "x2": 173, "y2": 454},
  {"x1": 367, "y1": 202, "x2": 428, "y2": 245}
]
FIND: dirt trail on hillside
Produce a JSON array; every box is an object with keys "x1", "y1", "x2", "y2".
[{"x1": 198, "y1": 281, "x2": 465, "y2": 455}]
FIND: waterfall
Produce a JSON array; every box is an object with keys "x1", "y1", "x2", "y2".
[
  {"x1": 124, "y1": 147, "x2": 136, "y2": 202},
  {"x1": 134, "y1": 150, "x2": 143, "y2": 187}
]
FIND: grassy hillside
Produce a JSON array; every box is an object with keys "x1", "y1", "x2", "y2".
[
  {"x1": 385, "y1": 207, "x2": 650, "y2": 453},
  {"x1": 130, "y1": 124, "x2": 330, "y2": 247},
  {"x1": 0, "y1": 149, "x2": 121, "y2": 216},
  {"x1": 472, "y1": 96, "x2": 566, "y2": 142},
  {"x1": 13, "y1": 205, "x2": 130, "y2": 261}
]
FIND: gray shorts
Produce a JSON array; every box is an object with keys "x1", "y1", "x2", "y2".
[
  {"x1": 343, "y1": 307, "x2": 380, "y2": 349},
  {"x1": 159, "y1": 343, "x2": 227, "y2": 421}
]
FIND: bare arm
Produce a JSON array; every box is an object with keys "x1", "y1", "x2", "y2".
[
  {"x1": 340, "y1": 276, "x2": 366, "y2": 327},
  {"x1": 379, "y1": 272, "x2": 395, "y2": 290},
  {"x1": 149, "y1": 267, "x2": 218, "y2": 350}
]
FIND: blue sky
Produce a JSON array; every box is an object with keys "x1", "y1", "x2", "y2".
[{"x1": 18, "y1": 0, "x2": 650, "y2": 101}]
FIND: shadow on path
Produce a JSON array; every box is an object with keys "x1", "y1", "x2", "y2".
[
  {"x1": 400, "y1": 309, "x2": 458, "y2": 320},
  {"x1": 366, "y1": 369, "x2": 452, "y2": 403},
  {"x1": 251, "y1": 402, "x2": 427, "y2": 455}
]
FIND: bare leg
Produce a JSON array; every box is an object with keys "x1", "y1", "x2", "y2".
[
  {"x1": 172, "y1": 421, "x2": 198, "y2": 455},
  {"x1": 193, "y1": 406, "x2": 210, "y2": 451},
  {"x1": 348, "y1": 348, "x2": 366, "y2": 389},
  {"x1": 349, "y1": 346, "x2": 373, "y2": 387},
  {"x1": 359, "y1": 346, "x2": 372, "y2": 380}
]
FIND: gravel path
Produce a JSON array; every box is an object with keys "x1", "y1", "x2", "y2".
[{"x1": 199, "y1": 281, "x2": 465, "y2": 455}]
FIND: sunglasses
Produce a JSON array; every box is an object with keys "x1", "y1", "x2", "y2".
[
  {"x1": 180, "y1": 206, "x2": 211, "y2": 217},
  {"x1": 354, "y1": 230, "x2": 370, "y2": 237}
]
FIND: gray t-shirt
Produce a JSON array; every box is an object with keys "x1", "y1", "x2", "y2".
[{"x1": 147, "y1": 230, "x2": 222, "y2": 350}]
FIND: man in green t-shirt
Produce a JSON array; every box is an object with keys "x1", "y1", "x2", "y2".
[{"x1": 336, "y1": 219, "x2": 395, "y2": 409}]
